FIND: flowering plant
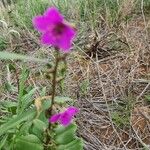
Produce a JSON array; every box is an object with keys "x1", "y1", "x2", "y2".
[{"x1": 0, "y1": 7, "x2": 83, "y2": 150}]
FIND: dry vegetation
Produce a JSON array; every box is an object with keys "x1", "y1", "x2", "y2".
[{"x1": 0, "y1": 0, "x2": 150, "y2": 149}]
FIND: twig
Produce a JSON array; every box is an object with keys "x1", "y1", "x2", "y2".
[
  {"x1": 132, "y1": 79, "x2": 150, "y2": 83},
  {"x1": 136, "y1": 82, "x2": 150, "y2": 101},
  {"x1": 141, "y1": 0, "x2": 148, "y2": 38},
  {"x1": 131, "y1": 126, "x2": 150, "y2": 149}
]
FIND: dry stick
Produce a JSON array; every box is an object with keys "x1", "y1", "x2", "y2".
[
  {"x1": 141, "y1": 0, "x2": 148, "y2": 38},
  {"x1": 131, "y1": 126, "x2": 150, "y2": 149},
  {"x1": 136, "y1": 82, "x2": 150, "y2": 102}
]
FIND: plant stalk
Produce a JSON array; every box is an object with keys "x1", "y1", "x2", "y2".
[{"x1": 49, "y1": 50, "x2": 59, "y2": 116}]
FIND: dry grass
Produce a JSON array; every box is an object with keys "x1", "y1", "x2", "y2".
[{"x1": 65, "y1": 14, "x2": 150, "y2": 149}]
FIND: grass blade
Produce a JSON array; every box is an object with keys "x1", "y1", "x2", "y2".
[{"x1": 0, "y1": 51, "x2": 48, "y2": 63}]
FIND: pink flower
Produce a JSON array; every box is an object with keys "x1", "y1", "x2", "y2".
[
  {"x1": 49, "y1": 106, "x2": 79, "y2": 126},
  {"x1": 32, "y1": 7, "x2": 76, "y2": 52}
]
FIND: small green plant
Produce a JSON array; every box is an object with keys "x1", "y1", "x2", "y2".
[
  {"x1": 111, "y1": 96, "x2": 134, "y2": 128},
  {"x1": 112, "y1": 111, "x2": 130, "y2": 128},
  {"x1": 145, "y1": 95, "x2": 150, "y2": 103},
  {"x1": 79, "y1": 79, "x2": 89, "y2": 96},
  {"x1": 0, "y1": 37, "x2": 7, "y2": 51}
]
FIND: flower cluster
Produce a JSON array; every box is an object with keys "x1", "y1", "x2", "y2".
[{"x1": 33, "y1": 7, "x2": 76, "y2": 52}]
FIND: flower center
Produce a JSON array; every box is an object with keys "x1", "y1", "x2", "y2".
[{"x1": 52, "y1": 23, "x2": 66, "y2": 37}]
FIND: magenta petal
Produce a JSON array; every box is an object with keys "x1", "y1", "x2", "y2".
[
  {"x1": 65, "y1": 26, "x2": 76, "y2": 40},
  {"x1": 41, "y1": 31, "x2": 56, "y2": 46},
  {"x1": 44, "y1": 7, "x2": 63, "y2": 23},
  {"x1": 58, "y1": 27, "x2": 76, "y2": 52},
  {"x1": 66, "y1": 106, "x2": 79, "y2": 116},
  {"x1": 49, "y1": 113, "x2": 61, "y2": 123},
  {"x1": 49, "y1": 107, "x2": 79, "y2": 126},
  {"x1": 32, "y1": 15, "x2": 49, "y2": 32},
  {"x1": 59, "y1": 112, "x2": 72, "y2": 126},
  {"x1": 58, "y1": 37, "x2": 72, "y2": 51}
]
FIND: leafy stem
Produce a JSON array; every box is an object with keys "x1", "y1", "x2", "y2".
[
  {"x1": 45, "y1": 49, "x2": 68, "y2": 147},
  {"x1": 48, "y1": 49, "x2": 60, "y2": 118},
  {"x1": 45, "y1": 49, "x2": 60, "y2": 147},
  {"x1": 47, "y1": 49, "x2": 68, "y2": 119}
]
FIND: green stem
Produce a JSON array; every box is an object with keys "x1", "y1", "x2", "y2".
[
  {"x1": 49, "y1": 50, "x2": 59, "y2": 117},
  {"x1": 45, "y1": 49, "x2": 60, "y2": 147},
  {"x1": 45, "y1": 49, "x2": 68, "y2": 147}
]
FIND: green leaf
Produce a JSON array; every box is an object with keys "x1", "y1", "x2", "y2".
[
  {"x1": 20, "y1": 87, "x2": 38, "y2": 113},
  {"x1": 14, "y1": 134, "x2": 44, "y2": 150},
  {"x1": 54, "y1": 96, "x2": 73, "y2": 105},
  {"x1": 4, "y1": 82, "x2": 15, "y2": 92},
  {"x1": 19, "y1": 121, "x2": 32, "y2": 135},
  {"x1": 55, "y1": 124, "x2": 77, "y2": 135},
  {"x1": 17, "y1": 67, "x2": 30, "y2": 113},
  {"x1": 0, "y1": 51, "x2": 48, "y2": 63},
  {"x1": 8, "y1": 63, "x2": 16, "y2": 72},
  {"x1": 0, "y1": 115, "x2": 12, "y2": 124},
  {"x1": 38, "y1": 111, "x2": 49, "y2": 124},
  {"x1": 40, "y1": 87, "x2": 47, "y2": 97},
  {"x1": 1, "y1": 101, "x2": 18, "y2": 114},
  {"x1": 42, "y1": 99, "x2": 51, "y2": 110},
  {"x1": 58, "y1": 138, "x2": 84, "y2": 150},
  {"x1": 18, "y1": 67, "x2": 29, "y2": 99},
  {"x1": 39, "y1": 96, "x2": 72, "y2": 111},
  {"x1": 0, "y1": 108, "x2": 36, "y2": 136},
  {"x1": 31, "y1": 119, "x2": 48, "y2": 140},
  {"x1": 0, "y1": 135, "x2": 8, "y2": 149},
  {"x1": 0, "y1": 37, "x2": 7, "y2": 51},
  {"x1": 54, "y1": 124, "x2": 84, "y2": 150},
  {"x1": 55, "y1": 124, "x2": 77, "y2": 145},
  {"x1": 1, "y1": 101, "x2": 17, "y2": 108}
]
